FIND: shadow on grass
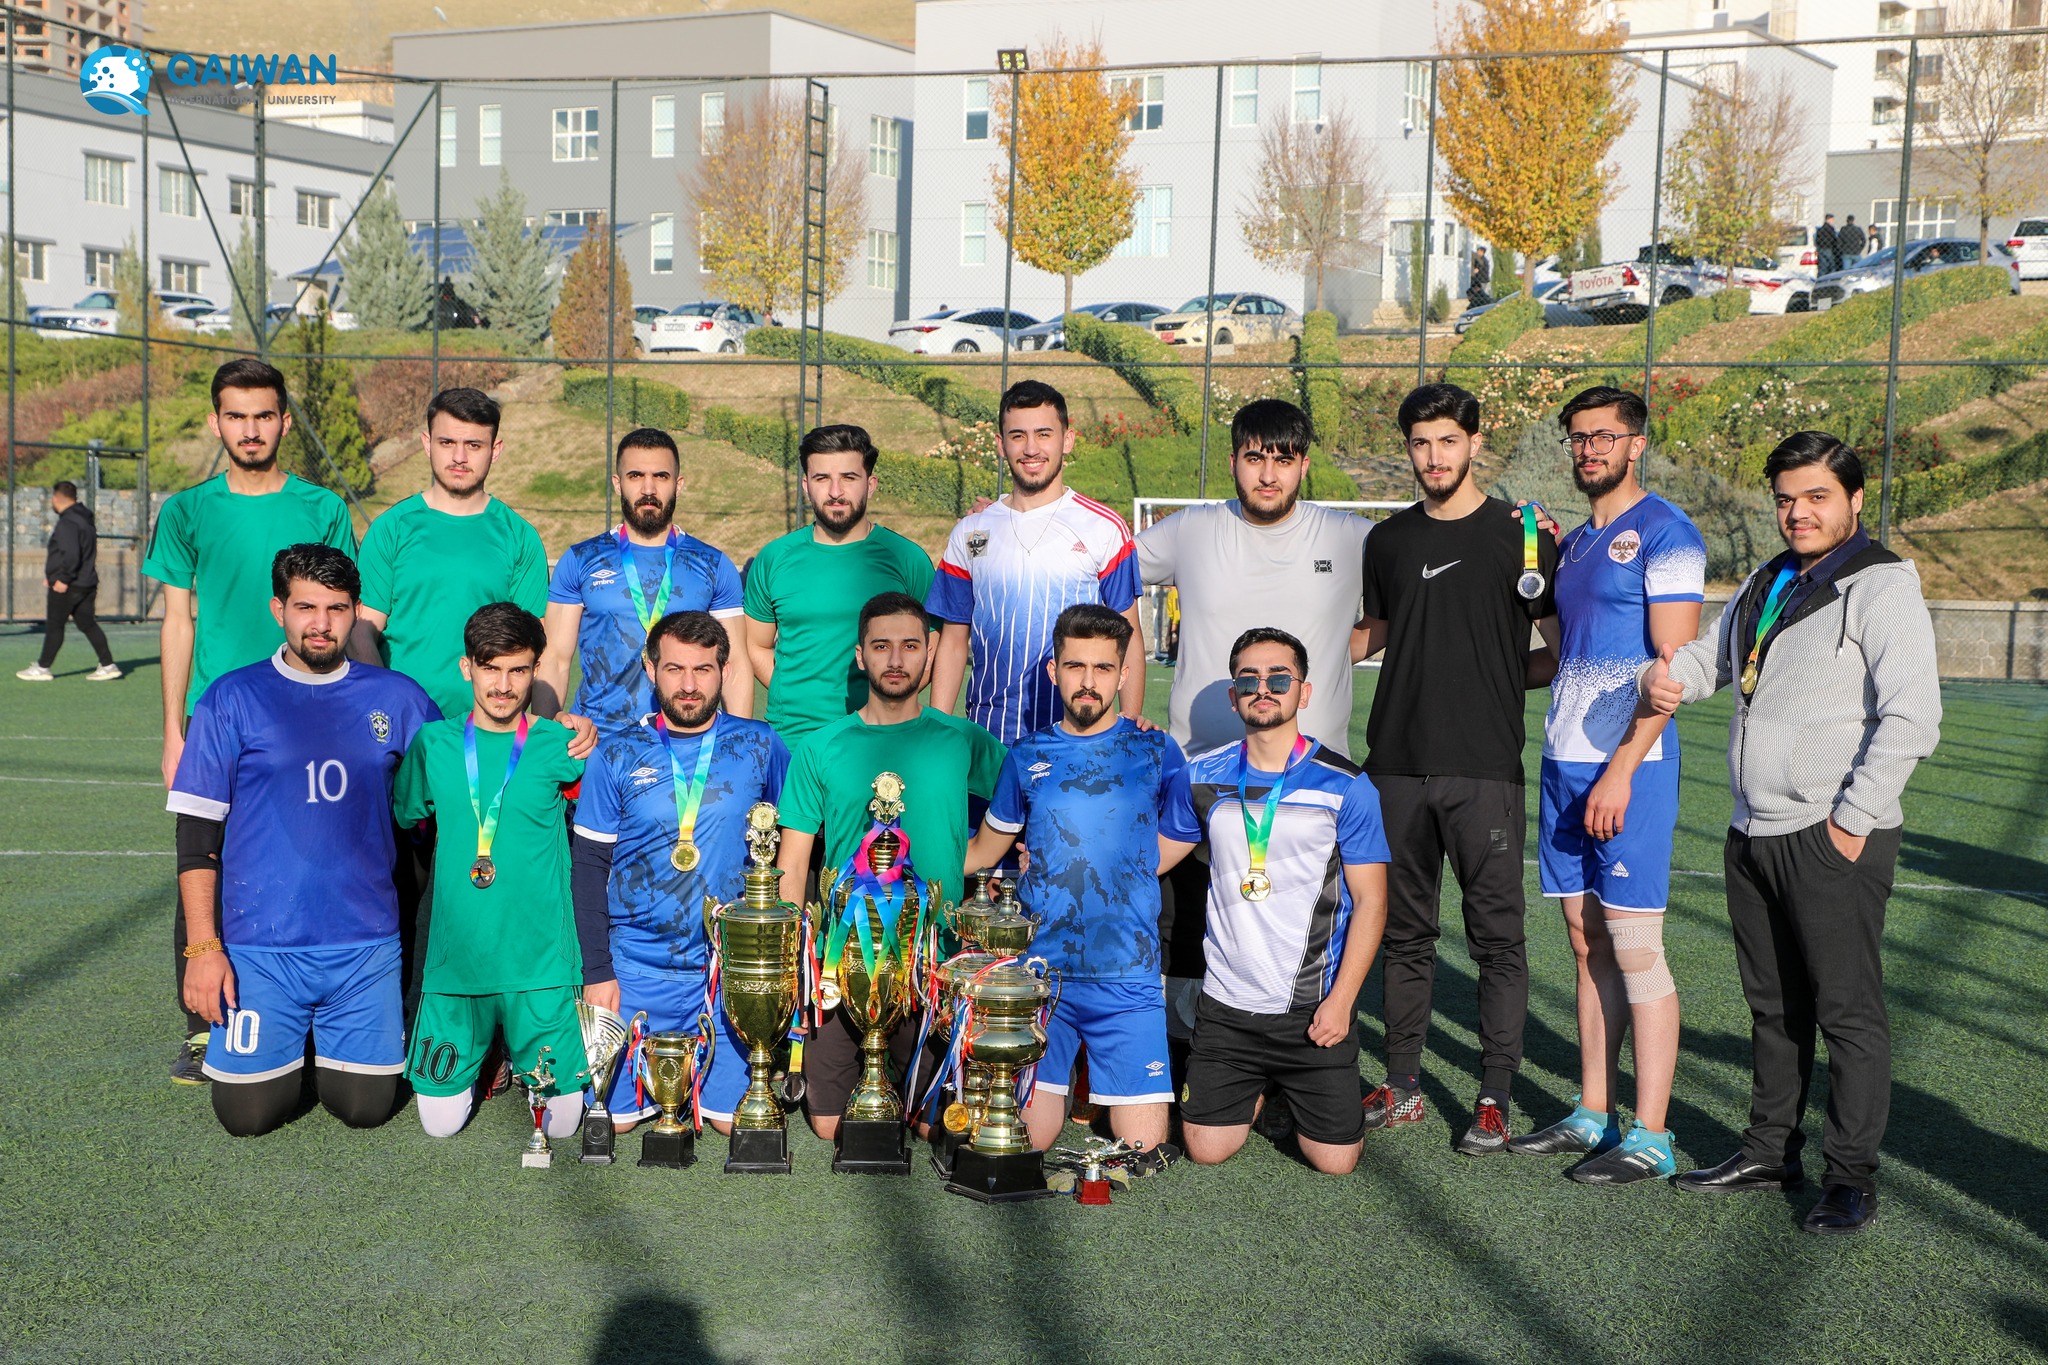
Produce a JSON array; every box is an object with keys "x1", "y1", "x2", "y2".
[
  {"x1": 588, "y1": 1290, "x2": 722, "y2": 1365},
  {"x1": 0, "y1": 885, "x2": 164, "y2": 1026},
  {"x1": 1887, "y1": 1080, "x2": 2048, "y2": 1244}
]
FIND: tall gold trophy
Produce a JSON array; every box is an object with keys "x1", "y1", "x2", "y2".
[
  {"x1": 928, "y1": 872, "x2": 1004, "y2": 1178},
  {"x1": 703, "y1": 801, "x2": 803, "y2": 1174},
  {"x1": 947, "y1": 952, "x2": 1059, "y2": 1202},
  {"x1": 638, "y1": 1016, "x2": 713, "y2": 1169},
  {"x1": 817, "y1": 772, "x2": 934, "y2": 1175}
]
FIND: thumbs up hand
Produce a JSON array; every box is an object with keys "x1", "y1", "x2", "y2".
[{"x1": 1642, "y1": 642, "x2": 1684, "y2": 716}]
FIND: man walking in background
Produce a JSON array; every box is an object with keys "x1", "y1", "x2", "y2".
[
  {"x1": 1815, "y1": 214, "x2": 1841, "y2": 279},
  {"x1": 18, "y1": 480, "x2": 120, "y2": 682}
]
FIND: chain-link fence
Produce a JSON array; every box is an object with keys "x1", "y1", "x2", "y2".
[{"x1": 5, "y1": 12, "x2": 2046, "y2": 623}]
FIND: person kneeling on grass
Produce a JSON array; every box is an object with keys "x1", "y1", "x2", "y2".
[
  {"x1": 394, "y1": 602, "x2": 589, "y2": 1141},
  {"x1": 1156, "y1": 627, "x2": 1392, "y2": 1175}
]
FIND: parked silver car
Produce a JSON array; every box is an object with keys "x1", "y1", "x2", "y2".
[
  {"x1": 1811, "y1": 237, "x2": 2022, "y2": 309},
  {"x1": 1016, "y1": 301, "x2": 1169, "y2": 351}
]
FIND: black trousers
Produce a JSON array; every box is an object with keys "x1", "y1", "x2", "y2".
[
  {"x1": 1375, "y1": 774, "x2": 1530, "y2": 1090},
  {"x1": 1725, "y1": 820, "x2": 1902, "y2": 1193},
  {"x1": 38, "y1": 585, "x2": 113, "y2": 669}
]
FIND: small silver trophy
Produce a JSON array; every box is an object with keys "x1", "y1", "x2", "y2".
[
  {"x1": 515, "y1": 1047, "x2": 557, "y2": 1169},
  {"x1": 576, "y1": 1003, "x2": 644, "y2": 1165}
]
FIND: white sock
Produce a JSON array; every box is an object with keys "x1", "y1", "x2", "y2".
[
  {"x1": 417, "y1": 1090, "x2": 475, "y2": 1138},
  {"x1": 543, "y1": 1094, "x2": 585, "y2": 1139}
]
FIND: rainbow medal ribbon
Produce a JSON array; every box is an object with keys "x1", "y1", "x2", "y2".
[
  {"x1": 1516, "y1": 504, "x2": 1548, "y2": 602},
  {"x1": 1740, "y1": 563, "x2": 1799, "y2": 698},
  {"x1": 617, "y1": 525, "x2": 679, "y2": 638},
  {"x1": 655, "y1": 712, "x2": 716, "y2": 873},
  {"x1": 463, "y1": 713, "x2": 531, "y2": 889},
  {"x1": 1237, "y1": 736, "x2": 1309, "y2": 902}
]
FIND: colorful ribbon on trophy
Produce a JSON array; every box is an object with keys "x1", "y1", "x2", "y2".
[
  {"x1": 628, "y1": 1016, "x2": 650, "y2": 1112},
  {"x1": 1015, "y1": 963, "x2": 1059, "y2": 1111},
  {"x1": 1238, "y1": 735, "x2": 1309, "y2": 886},
  {"x1": 464, "y1": 712, "x2": 531, "y2": 868},
  {"x1": 616, "y1": 524, "x2": 680, "y2": 636},
  {"x1": 821, "y1": 822, "x2": 915, "y2": 992},
  {"x1": 655, "y1": 712, "x2": 717, "y2": 861}
]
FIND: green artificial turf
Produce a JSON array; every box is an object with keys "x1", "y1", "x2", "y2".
[{"x1": 2, "y1": 627, "x2": 2045, "y2": 1363}]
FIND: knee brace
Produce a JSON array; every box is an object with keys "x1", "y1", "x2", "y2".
[
  {"x1": 1608, "y1": 916, "x2": 1675, "y2": 1003},
  {"x1": 416, "y1": 1091, "x2": 475, "y2": 1138}
]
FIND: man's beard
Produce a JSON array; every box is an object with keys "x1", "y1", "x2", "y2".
[
  {"x1": 1415, "y1": 459, "x2": 1470, "y2": 498},
  {"x1": 1009, "y1": 455, "x2": 1061, "y2": 495},
  {"x1": 868, "y1": 667, "x2": 921, "y2": 702},
  {"x1": 1239, "y1": 480, "x2": 1300, "y2": 526},
  {"x1": 814, "y1": 490, "x2": 867, "y2": 534},
  {"x1": 293, "y1": 634, "x2": 347, "y2": 671},
  {"x1": 624, "y1": 493, "x2": 676, "y2": 537},
  {"x1": 1572, "y1": 458, "x2": 1629, "y2": 498},
  {"x1": 226, "y1": 441, "x2": 279, "y2": 473},
  {"x1": 1063, "y1": 689, "x2": 1109, "y2": 728},
  {"x1": 1241, "y1": 701, "x2": 1293, "y2": 731},
  {"x1": 661, "y1": 687, "x2": 719, "y2": 728}
]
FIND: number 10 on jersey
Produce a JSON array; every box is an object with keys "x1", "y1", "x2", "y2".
[{"x1": 304, "y1": 760, "x2": 349, "y2": 803}]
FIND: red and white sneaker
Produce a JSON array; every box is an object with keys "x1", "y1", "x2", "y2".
[{"x1": 1364, "y1": 1084, "x2": 1426, "y2": 1130}]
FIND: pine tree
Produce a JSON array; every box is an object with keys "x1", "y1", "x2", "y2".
[
  {"x1": 280, "y1": 307, "x2": 374, "y2": 496},
  {"x1": 463, "y1": 173, "x2": 556, "y2": 349},
  {"x1": 340, "y1": 180, "x2": 431, "y2": 332},
  {"x1": 548, "y1": 215, "x2": 635, "y2": 363},
  {"x1": 112, "y1": 234, "x2": 156, "y2": 339},
  {"x1": 227, "y1": 222, "x2": 275, "y2": 348}
]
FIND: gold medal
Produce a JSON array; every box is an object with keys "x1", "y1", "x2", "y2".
[
  {"x1": 1240, "y1": 869, "x2": 1272, "y2": 902},
  {"x1": 670, "y1": 838, "x2": 699, "y2": 873},
  {"x1": 1740, "y1": 661, "x2": 1759, "y2": 697},
  {"x1": 942, "y1": 1102, "x2": 972, "y2": 1134},
  {"x1": 469, "y1": 855, "x2": 496, "y2": 889}
]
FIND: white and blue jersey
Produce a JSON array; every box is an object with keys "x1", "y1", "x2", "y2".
[
  {"x1": 168, "y1": 650, "x2": 440, "y2": 950},
  {"x1": 571, "y1": 712, "x2": 790, "y2": 979},
  {"x1": 549, "y1": 528, "x2": 745, "y2": 736},
  {"x1": 984, "y1": 717, "x2": 1186, "y2": 982},
  {"x1": 927, "y1": 489, "x2": 1140, "y2": 744},
  {"x1": 1544, "y1": 494, "x2": 1706, "y2": 764},
  {"x1": 1161, "y1": 738, "x2": 1390, "y2": 1015}
]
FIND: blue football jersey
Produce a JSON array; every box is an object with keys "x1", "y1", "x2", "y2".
[
  {"x1": 1545, "y1": 494, "x2": 1707, "y2": 763},
  {"x1": 985, "y1": 718, "x2": 1185, "y2": 982},
  {"x1": 548, "y1": 528, "x2": 745, "y2": 736},
  {"x1": 168, "y1": 651, "x2": 440, "y2": 950},
  {"x1": 571, "y1": 711, "x2": 790, "y2": 979}
]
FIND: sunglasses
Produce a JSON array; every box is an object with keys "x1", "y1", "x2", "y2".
[{"x1": 1232, "y1": 671, "x2": 1297, "y2": 697}]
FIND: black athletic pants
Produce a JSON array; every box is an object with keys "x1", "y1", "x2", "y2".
[
  {"x1": 1374, "y1": 774, "x2": 1529, "y2": 1092},
  {"x1": 1725, "y1": 820, "x2": 1902, "y2": 1194},
  {"x1": 38, "y1": 585, "x2": 113, "y2": 669}
]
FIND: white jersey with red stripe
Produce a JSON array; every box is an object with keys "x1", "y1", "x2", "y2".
[{"x1": 926, "y1": 486, "x2": 1140, "y2": 743}]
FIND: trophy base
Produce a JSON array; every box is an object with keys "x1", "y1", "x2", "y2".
[
  {"x1": 520, "y1": 1149, "x2": 552, "y2": 1170},
  {"x1": 946, "y1": 1148, "x2": 1057, "y2": 1203},
  {"x1": 927, "y1": 1122, "x2": 969, "y2": 1180},
  {"x1": 579, "y1": 1113, "x2": 616, "y2": 1165},
  {"x1": 832, "y1": 1118, "x2": 911, "y2": 1175},
  {"x1": 724, "y1": 1125, "x2": 793, "y2": 1174},
  {"x1": 637, "y1": 1126, "x2": 697, "y2": 1169}
]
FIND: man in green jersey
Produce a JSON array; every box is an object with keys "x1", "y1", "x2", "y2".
[
  {"x1": 394, "y1": 602, "x2": 587, "y2": 1141},
  {"x1": 743, "y1": 425, "x2": 933, "y2": 741},
  {"x1": 352, "y1": 388, "x2": 550, "y2": 720},
  {"x1": 776, "y1": 591, "x2": 1004, "y2": 1140},
  {"x1": 144, "y1": 358, "x2": 357, "y2": 1084}
]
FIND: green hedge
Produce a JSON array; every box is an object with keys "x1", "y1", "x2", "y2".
[
  {"x1": 1295, "y1": 311, "x2": 1344, "y2": 455},
  {"x1": 1596, "y1": 288, "x2": 1751, "y2": 366},
  {"x1": 1890, "y1": 427, "x2": 2048, "y2": 523},
  {"x1": 745, "y1": 327, "x2": 999, "y2": 425},
  {"x1": 1444, "y1": 292, "x2": 1544, "y2": 372},
  {"x1": 560, "y1": 368, "x2": 691, "y2": 429},
  {"x1": 1064, "y1": 434, "x2": 1357, "y2": 506},
  {"x1": 700, "y1": 404, "x2": 796, "y2": 465},
  {"x1": 1063, "y1": 312, "x2": 1200, "y2": 433},
  {"x1": 700, "y1": 403, "x2": 984, "y2": 518}
]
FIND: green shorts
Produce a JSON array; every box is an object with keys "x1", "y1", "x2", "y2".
[{"x1": 407, "y1": 985, "x2": 584, "y2": 1098}]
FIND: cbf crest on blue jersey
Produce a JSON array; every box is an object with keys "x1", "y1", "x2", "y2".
[{"x1": 369, "y1": 710, "x2": 393, "y2": 744}]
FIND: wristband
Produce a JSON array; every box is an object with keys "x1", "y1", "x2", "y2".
[{"x1": 181, "y1": 937, "x2": 225, "y2": 959}]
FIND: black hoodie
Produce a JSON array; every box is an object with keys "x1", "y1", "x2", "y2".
[{"x1": 45, "y1": 502, "x2": 98, "y2": 590}]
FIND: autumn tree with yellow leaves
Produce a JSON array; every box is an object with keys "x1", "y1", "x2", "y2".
[
  {"x1": 988, "y1": 37, "x2": 1142, "y2": 317},
  {"x1": 1665, "y1": 70, "x2": 1809, "y2": 269},
  {"x1": 1435, "y1": 0, "x2": 1636, "y2": 294},
  {"x1": 1240, "y1": 107, "x2": 1387, "y2": 312}
]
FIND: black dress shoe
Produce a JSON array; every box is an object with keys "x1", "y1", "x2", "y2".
[
  {"x1": 1673, "y1": 1152, "x2": 1804, "y2": 1194},
  {"x1": 1802, "y1": 1184, "x2": 1878, "y2": 1234}
]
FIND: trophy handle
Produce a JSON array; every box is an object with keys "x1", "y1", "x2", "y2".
[{"x1": 702, "y1": 893, "x2": 721, "y2": 942}]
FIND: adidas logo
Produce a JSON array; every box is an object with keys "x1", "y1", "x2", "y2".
[
  {"x1": 1612, "y1": 862, "x2": 1630, "y2": 878},
  {"x1": 1070, "y1": 540, "x2": 1087, "y2": 553}
]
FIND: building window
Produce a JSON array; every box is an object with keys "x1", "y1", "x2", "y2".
[
  {"x1": 868, "y1": 115, "x2": 901, "y2": 177},
  {"x1": 700, "y1": 93, "x2": 725, "y2": 154},
  {"x1": 964, "y1": 77, "x2": 990, "y2": 141},
  {"x1": 479, "y1": 105, "x2": 502, "y2": 166},
  {"x1": 652, "y1": 96, "x2": 676, "y2": 159},
  {"x1": 159, "y1": 166, "x2": 198, "y2": 218},
  {"x1": 1229, "y1": 66, "x2": 1259, "y2": 127},
  {"x1": 84, "y1": 154, "x2": 126, "y2": 207},
  {"x1": 866, "y1": 228, "x2": 898, "y2": 289},
  {"x1": 1871, "y1": 195, "x2": 1959, "y2": 242},
  {"x1": 651, "y1": 213, "x2": 674, "y2": 274},
  {"x1": 160, "y1": 260, "x2": 203, "y2": 293},
  {"x1": 543, "y1": 209, "x2": 603, "y2": 227},
  {"x1": 439, "y1": 105, "x2": 457, "y2": 167},
  {"x1": 1116, "y1": 185, "x2": 1173, "y2": 257},
  {"x1": 296, "y1": 191, "x2": 335, "y2": 230},
  {"x1": 961, "y1": 201, "x2": 988, "y2": 266},
  {"x1": 1292, "y1": 60, "x2": 1322, "y2": 123},
  {"x1": 1404, "y1": 62, "x2": 1430, "y2": 131},
  {"x1": 14, "y1": 239, "x2": 49, "y2": 282},
  {"x1": 84, "y1": 248, "x2": 119, "y2": 289},
  {"x1": 2016, "y1": 0, "x2": 2043, "y2": 24},
  {"x1": 1111, "y1": 73, "x2": 1165, "y2": 131},
  {"x1": 553, "y1": 107, "x2": 601, "y2": 162},
  {"x1": 228, "y1": 179, "x2": 265, "y2": 218}
]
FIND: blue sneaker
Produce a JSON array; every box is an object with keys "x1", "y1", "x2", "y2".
[
  {"x1": 1508, "y1": 1097, "x2": 1620, "y2": 1156},
  {"x1": 1568, "y1": 1122, "x2": 1678, "y2": 1186}
]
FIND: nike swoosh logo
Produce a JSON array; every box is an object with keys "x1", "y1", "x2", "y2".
[{"x1": 1421, "y1": 561, "x2": 1461, "y2": 579}]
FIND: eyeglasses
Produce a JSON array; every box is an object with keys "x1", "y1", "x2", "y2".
[
  {"x1": 1232, "y1": 671, "x2": 1296, "y2": 697},
  {"x1": 1559, "y1": 431, "x2": 1640, "y2": 454}
]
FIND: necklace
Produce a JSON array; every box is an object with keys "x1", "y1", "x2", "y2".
[{"x1": 1567, "y1": 491, "x2": 1647, "y2": 563}]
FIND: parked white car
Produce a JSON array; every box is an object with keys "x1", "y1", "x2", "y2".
[
  {"x1": 629, "y1": 304, "x2": 670, "y2": 354},
  {"x1": 887, "y1": 306, "x2": 1039, "y2": 354},
  {"x1": 1149, "y1": 292, "x2": 1303, "y2": 347},
  {"x1": 2007, "y1": 215, "x2": 2048, "y2": 281},
  {"x1": 647, "y1": 301, "x2": 771, "y2": 355},
  {"x1": 31, "y1": 288, "x2": 215, "y2": 337},
  {"x1": 1777, "y1": 227, "x2": 1819, "y2": 278}
]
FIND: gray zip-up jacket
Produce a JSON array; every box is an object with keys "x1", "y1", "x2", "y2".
[{"x1": 1649, "y1": 546, "x2": 1941, "y2": 837}]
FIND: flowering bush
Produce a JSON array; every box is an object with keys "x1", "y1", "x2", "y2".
[
  {"x1": 923, "y1": 420, "x2": 1003, "y2": 472},
  {"x1": 1077, "y1": 409, "x2": 1176, "y2": 447}
]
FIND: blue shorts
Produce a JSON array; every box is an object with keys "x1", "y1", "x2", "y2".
[
  {"x1": 605, "y1": 966, "x2": 750, "y2": 1123},
  {"x1": 1034, "y1": 979, "x2": 1172, "y2": 1106},
  {"x1": 202, "y1": 938, "x2": 404, "y2": 1084},
  {"x1": 1537, "y1": 757, "x2": 1679, "y2": 913}
]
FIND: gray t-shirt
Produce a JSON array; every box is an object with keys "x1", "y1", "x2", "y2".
[{"x1": 1138, "y1": 499, "x2": 1371, "y2": 757}]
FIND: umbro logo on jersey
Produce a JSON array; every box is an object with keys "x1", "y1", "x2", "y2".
[
  {"x1": 1027, "y1": 761, "x2": 1052, "y2": 782},
  {"x1": 629, "y1": 765, "x2": 661, "y2": 784},
  {"x1": 1612, "y1": 862, "x2": 1630, "y2": 878},
  {"x1": 1314, "y1": 560, "x2": 1332, "y2": 573},
  {"x1": 1421, "y1": 561, "x2": 1461, "y2": 579},
  {"x1": 368, "y1": 710, "x2": 391, "y2": 743},
  {"x1": 1146, "y1": 1059, "x2": 1166, "y2": 1077},
  {"x1": 590, "y1": 568, "x2": 619, "y2": 584}
]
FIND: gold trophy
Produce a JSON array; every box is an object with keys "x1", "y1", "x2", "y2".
[
  {"x1": 703, "y1": 801, "x2": 804, "y2": 1174},
  {"x1": 817, "y1": 771, "x2": 934, "y2": 1175},
  {"x1": 575, "y1": 1001, "x2": 645, "y2": 1165},
  {"x1": 947, "y1": 954, "x2": 1059, "y2": 1202},
  {"x1": 515, "y1": 1047, "x2": 557, "y2": 1170},
  {"x1": 928, "y1": 872, "x2": 1024, "y2": 1177},
  {"x1": 638, "y1": 1016, "x2": 713, "y2": 1170}
]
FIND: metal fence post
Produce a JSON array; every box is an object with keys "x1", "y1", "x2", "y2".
[
  {"x1": 605, "y1": 78, "x2": 619, "y2": 533},
  {"x1": 1641, "y1": 49, "x2": 1671, "y2": 439},
  {"x1": 998, "y1": 63, "x2": 1021, "y2": 494},
  {"x1": 1417, "y1": 59, "x2": 1438, "y2": 386},
  {"x1": 140, "y1": 88, "x2": 152, "y2": 609},
  {"x1": 431, "y1": 82, "x2": 443, "y2": 396},
  {"x1": 1198, "y1": 63, "x2": 1223, "y2": 498},
  {"x1": 254, "y1": 89, "x2": 267, "y2": 356},
  {"x1": 1879, "y1": 40, "x2": 1919, "y2": 546},
  {"x1": 5, "y1": 12, "x2": 15, "y2": 621}
]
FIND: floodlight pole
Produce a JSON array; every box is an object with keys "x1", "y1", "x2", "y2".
[
  {"x1": 1879, "y1": 41, "x2": 1919, "y2": 547},
  {"x1": 431, "y1": 82, "x2": 444, "y2": 395},
  {"x1": 255, "y1": 90, "x2": 267, "y2": 356},
  {"x1": 1198, "y1": 63, "x2": 1223, "y2": 498},
  {"x1": 997, "y1": 49, "x2": 1025, "y2": 499},
  {"x1": 1417, "y1": 59, "x2": 1437, "y2": 385}
]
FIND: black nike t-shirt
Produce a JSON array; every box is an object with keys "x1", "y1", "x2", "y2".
[{"x1": 1361, "y1": 495, "x2": 1558, "y2": 783}]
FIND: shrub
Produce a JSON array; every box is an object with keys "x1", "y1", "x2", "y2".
[
  {"x1": 1062, "y1": 311, "x2": 1200, "y2": 432},
  {"x1": 1444, "y1": 292, "x2": 1544, "y2": 372},
  {"x1": 1076, "y1": 408, "x2": 1176, "y2": 447},
  {"x1": 354, "y1": 355, "x2": 518, "y2": 445},
  {"x1": 700, "y1": 405, "x2": 795, "y2": 466},
  {"x1": 1429, "y1": 283, "x2": 1452, "y2": 324},
  {"x1": 1295, "y1": 311, "x2": 1344, "y2": 454},
  {"x1": 1065, "y1": 433, "x2": 1357, "y2": 507},
  {"x1": 9, "y1": 334, "x2": 139, "y2": 392},
  {"x1": 1890, "y1": 428, "x2": 2048, "y2": 523},
  {"x1": 1596, "y1": 288, "x2": 1750, "y2": 367},
  {"x1": 37, "y1": 392, "x2": 213, "y2": 489},
  {"x1": 702, "y1": 402, "x2": 983, "y2": 517},
  {"x1": 560, "y1": 369, "x2": 691, "y2": 431},
  {"x1": 746, "y1": 327, "x2": 997, "y2": 425}
]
